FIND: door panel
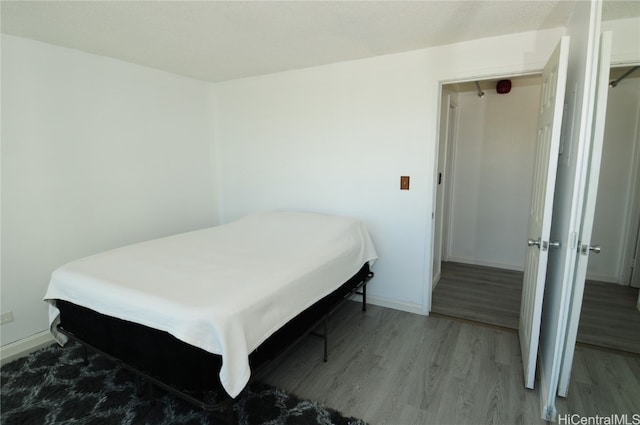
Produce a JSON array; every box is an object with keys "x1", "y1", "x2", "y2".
[
  {"x1": 632, "y1": 220, "x2": 640, "y2": 288},
  {"x1": 557, "y1": 31, "x2": 612, "y2": 397},
  {"x1": 519, "y1": 36, "x2": 570, "y2": 390}
]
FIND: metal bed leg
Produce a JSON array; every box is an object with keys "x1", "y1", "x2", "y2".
[
  {"x1": 323, "y1": 319, "x2": 328, "y2": 363},
  {"x1": 355, "y1": 279, "x2": 369, "y2": 312},
  {"x1": 362, "y1": 282, "x2": 367, "y2": 312},
  {"x1": 310, "y1": 318, "x2": 329, "y2": 362}
]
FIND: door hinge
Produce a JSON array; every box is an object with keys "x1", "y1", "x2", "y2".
[
  {"x1": 543, "y1": 405, "x2": 556, "y2": 422},
  {"x1": 570, "y1": 231, "x2": 578, "y2": 249}
]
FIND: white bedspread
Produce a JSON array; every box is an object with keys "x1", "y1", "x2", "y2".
[{"x1": 45, "y1": 211, "x2": 377, "y2": 398}]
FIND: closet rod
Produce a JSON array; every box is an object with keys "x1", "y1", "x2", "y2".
[
  {"x1": 474, "y1": 81, "x2": 485, "y2": 98},
  {"x1": 609, "y1": 66, "x2": 639, "y2": 88}
]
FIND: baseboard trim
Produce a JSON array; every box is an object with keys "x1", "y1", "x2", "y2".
[
  {"x1": 1, "y1": 331, "x2": 55, "y2": 366},
  {"x1": 432, "y1": 271, "x2": 441, "y2": 290},
  {"x1": 585, "y1": 273, "x2": 620, "y2": 284},
  {"x1": 446, "y1": 257, "x2": 524, "y2": 272}
]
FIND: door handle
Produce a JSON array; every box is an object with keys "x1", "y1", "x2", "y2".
[
  {"x1": 528, "y1": 238, "x2": 559, "y2": 251},
  {"x1": 578, "y1": 244, "x2": 602, "y2": 255}
]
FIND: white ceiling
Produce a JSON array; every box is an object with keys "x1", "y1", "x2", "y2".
[{"x1": 1, "y1": 1, "x2": 638, "y2": 83}]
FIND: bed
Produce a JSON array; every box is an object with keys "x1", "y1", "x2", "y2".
[{"x1": 44, "y1": 211, "x2": 377, "y2": 418}]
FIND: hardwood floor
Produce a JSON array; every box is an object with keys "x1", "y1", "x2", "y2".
[
  {"x1": 431, "y1": 262, "x2": 522, "y2": 330},
  {"x1": 556, "y1": 344, "x2": 640, "y2": 420},
  {"x1": 431, "y1": 262, "x2": 640, "y2": 354},
  {"x1": 260, "y1": 301, "x2": 640, "y2": 425},
  {"x1": 579, "y1": 280, "x2": 640, "y2": 354}
]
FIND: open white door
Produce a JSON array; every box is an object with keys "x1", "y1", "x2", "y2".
[
  {"x1": 557, "y1": 31, "x2": 612, "y2": 397},
  {"x1": 632, "y1": 220, "x2": 640, "y2": 288},
  {"x1": 519, "y1": 36, "x2": 570, "y2": 390}
]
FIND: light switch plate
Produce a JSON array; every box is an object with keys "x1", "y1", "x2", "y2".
[{"x1": 400, "y1": 176, "x2": 410, "y2": 190}]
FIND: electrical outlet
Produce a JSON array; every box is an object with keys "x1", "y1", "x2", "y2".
[{"x1": 0, "y1": 311, "x2": 14, "y2": 325}]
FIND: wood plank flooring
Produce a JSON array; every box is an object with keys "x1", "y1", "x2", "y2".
[
  {"x1": 260, "y1": 301, "x2": 640, "y2": 425},
  {"x1": 432, "y1": 262, "x2": 522, "y2": 329},
  {"x1": 431, "y1": 262, "x2": 640, "y2": 354},
  {"x1": 556, "y1": 344, "x2": 640, "y2": 420},
  {"x1": 579, "y1": 280, "x2": 640, "y2": 354}
]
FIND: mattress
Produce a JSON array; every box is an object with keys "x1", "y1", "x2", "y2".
[
  {"x1": 54, "y1": 262, "x2": 371, "y2": 400},
  {"x1": 45, "y1": 211, "x2": 377, "y2": 397}
]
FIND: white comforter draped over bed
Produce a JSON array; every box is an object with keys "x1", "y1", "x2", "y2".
[{"x1": 44, "y1": 211, "x2": 377, "y2": 398}]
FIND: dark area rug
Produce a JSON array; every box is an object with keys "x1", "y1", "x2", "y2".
[{"x1": 1, "y1": 342, "x2": 366, "y2": 425}]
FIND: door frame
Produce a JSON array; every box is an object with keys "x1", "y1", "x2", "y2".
[
  {"x1": 584, "y1": 63, "x2": 640, "y2": 286},
  {"x1": 432, "y1": 91, "x2": 458, "y2": 289},
  {"x1": 631, "y1": 215, "x2": 640, "y2": 288},
  {"x1": 441, "y1": 95, "x2": 458, "y2": 267},
  {"x1": 619, "y1": 70, "x2": 640, "y2": 287}
]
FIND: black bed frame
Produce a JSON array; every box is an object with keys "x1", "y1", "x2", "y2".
[{"x1": 54, "y1": 264, "x2": 373, "y2": 422}]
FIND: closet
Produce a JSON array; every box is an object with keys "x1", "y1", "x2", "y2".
[
  {"x1": 588, "y1": 66, "x2": 640, "y2": 288},
  {"x1": 438, "y1": 76, "x2": 542, "y2": 272},
  {"x1": 431, "y1": 74, "x2": 542, "y2": 328},
  {"x1": 432, "y1": 68, "x2": 640, "y2": 355}
]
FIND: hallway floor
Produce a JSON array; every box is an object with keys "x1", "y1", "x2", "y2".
[{"x1": 431, "y1": 261, "x2": 640, "y2": 355}]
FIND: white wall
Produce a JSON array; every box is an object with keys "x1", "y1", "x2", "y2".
[
  {"x1": 447, "y1": 79, "x2": 541, "y2": 270},
  {"x1": 212, "y1": 27, "x2": 565, "y2": 314},
  {"x1": 0, "y1": 24, "x2": 573, "y2": 348},
  {"x1": 1, "y1": 35, "x2": 218, "y2": 346},
  {"x1": 587, "y1": 75, "x2": 640, "y2": 283},
  {"x1": 602, "y1": 17, "x2": 640, "y2": 65}
]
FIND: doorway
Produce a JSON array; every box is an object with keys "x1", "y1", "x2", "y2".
[
  {"x1": 431, "y1": 74, "x2": 542, "y2": 330},
  {"x1": 587, "y1": 65, "x2": 640, "y2": 289},
  {"x1": 574, "y1": 64, "x2": 640, "y2": 354}
]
